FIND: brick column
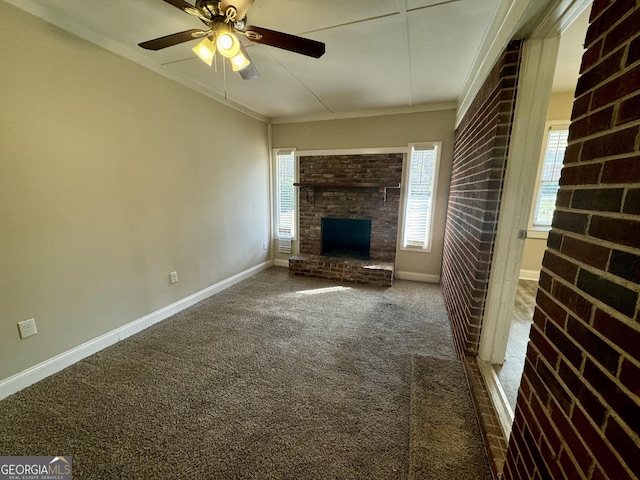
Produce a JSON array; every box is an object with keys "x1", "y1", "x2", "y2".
[{"x1": 441, "y1": 41, "x2": 523, "y2": 358}]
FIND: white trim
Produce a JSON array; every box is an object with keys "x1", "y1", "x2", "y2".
[
  {"x1": 274, "y1": 258, "x2": 290, "y2": 268},
  {"x1": 0, "y1": 261, "x2": 273, "y2": 401},
  {"x1": 270, "y1": 102, "x2": 458, "y2": 125},
  {"x1": 267, "y1": 123, "x2": 275, "y2": 259},
  {"x1": 532, "y1": 0, "x2": 593, "y2": 38},
  {"x1": 394, "y1": 271, "x2": 440, "y2": 283},
  {"x1": 477, "y1": 358, "x2": 514, "y2": 440},
  {"x1": 296, "y1": 147, "x2": 407, "y2": 157},
  {"x1": 519, "y1": 269, "x2": 541, "y2": 281}
]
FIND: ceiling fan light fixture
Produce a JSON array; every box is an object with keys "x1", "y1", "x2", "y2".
[
  {"x1": 193, "y1": 38, "x2": 216, "y2": 65},
  {"x1": 231, "y1": 51, "x2": 251, "y2": 71},
  {"x1": 192, "y1": 37, "x2": 216, "y2": 66},
  {"x1": 216, "y1": 32, "x2": 240, "y2": 58}
]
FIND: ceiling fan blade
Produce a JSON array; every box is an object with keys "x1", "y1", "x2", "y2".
[
  {"x1": 239, "y1": 62, "x2": 259, "y2": 80},
  {"x1": 238, "y1": 45, "x2": 259, "y2": 80},
  {"x1": 244, "y1": 26, "x2": 325, "y2": 58},
  {"x1": 162, "y1": 0, "x2": 196, "y2": 14},
  {"x1": 138, "y1": 29, "x2": 209, "y2": 51},
  {"x1": 220, "y1": 0, "x2": 255, "y2": 20},
  {"x1": 161, "y1": 0, "x2": 211, "y2": 22}
]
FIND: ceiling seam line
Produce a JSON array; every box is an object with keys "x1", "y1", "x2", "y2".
[
  {"x1": 397, "y1": 0, "x2": 415, "y2": 107},
  {"x1": 406, "y1": 0, "x2": 464, "y2": 14},
  {"x1": 299, "y1": 12, "x2": 400, "y2": 36},
  {"x1": 297, "y1": 0, "x2": 463, "y2": 37},
  {"x1": 262, "y1": 48, "x2": 333, "y2": 114}
]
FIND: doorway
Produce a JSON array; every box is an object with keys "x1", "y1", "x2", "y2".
[{"x1": 477, "y1": 1, "x2": 592, "y2": 437}]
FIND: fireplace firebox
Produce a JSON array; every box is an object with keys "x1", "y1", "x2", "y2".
[{"x1": 321, "y1": 217, "x2": 372, "y2": 260}]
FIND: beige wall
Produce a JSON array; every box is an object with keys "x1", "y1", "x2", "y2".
[
  {"x1": 272, "y1": 109, "x2": 456, "y2": 279},
  {"x1": 546, "y1": 90, "x2": 575, "y2": 121},
  {"x1": 0, "y1": 2, "x2": 270, "y2": 380},
  {"x1": 521, "y1": 91, "x2": 574, "y2": 276}
]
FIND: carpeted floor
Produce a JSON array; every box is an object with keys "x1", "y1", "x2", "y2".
[
  {"x1": 409, "y1": 355, "x2": 492, "y2": 479},
  {"x1": 0, "y1": 267, "x2": 490, "y2": 479}
]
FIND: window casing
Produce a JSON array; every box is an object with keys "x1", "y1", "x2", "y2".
[
  {"x1": 274, "y1": 149, "x2": 297, "y2": 240},
  {"x1": 400, "y1": 143, "x2": 440, "y2": 251},
  {"x1": 529, "y1": 124, "x2": 569, "y2": 236}
]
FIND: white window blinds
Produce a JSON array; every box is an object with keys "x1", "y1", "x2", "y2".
[
  {"x1": 275, "y1": 150, "x2": 296, "y2": 239},
  {"x1": 403, "y1": 144, "x2": 438, "y2": 250},
  {"x1": 533, "y1": 128, "x2": 568, "y2": 227}
]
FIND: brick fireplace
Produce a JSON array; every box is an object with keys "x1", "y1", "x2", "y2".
[{"x1": 288, "y1": 153, "x2": 403, "y2": 286}]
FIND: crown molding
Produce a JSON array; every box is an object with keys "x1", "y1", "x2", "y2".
[
  {"x1": 531, "y1": 0, "x2": 592, "y2": 38},
  {"x1": 269, "y1": 102, "x2": 457, "y2": 125}
]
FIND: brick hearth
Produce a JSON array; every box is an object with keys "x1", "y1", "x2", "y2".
[{"x1": 289, "y1": 254, "x2": 394, "y2": 287}]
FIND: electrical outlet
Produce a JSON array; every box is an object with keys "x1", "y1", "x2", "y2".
[
  {"x1": 18, "y1": 318, "x2": 37, "y2": 339},
  {"x1": 170, "y1": 271, "x2": 179, "y2": 284},
  {"x1": 262, "y1": 242, "x2": 268, "y2": 250}
]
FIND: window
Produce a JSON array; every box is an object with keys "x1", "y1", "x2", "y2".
[
  {"x1": 401, "y1": 143, "x2": 440, "y2": 251},
  {"x1": 274, "y1": 149, "x2": 296, "y2": 239},
  {"x1": 530, "y1": 125, "x2": 568, "y2": 232}
]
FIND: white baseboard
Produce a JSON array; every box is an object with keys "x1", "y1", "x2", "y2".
[
  {"x1": 394, "y1": 271, "x2": 440, "y2": 283},
  {"x1": 0, "y1": 260, "x2": 273, "y2": 401},
  {"x1": 519, "y1": 269, "x2": 540, "y2": 281},
  {"x1": 274, "y1": 258, "x2": 289, "y2": 268}
]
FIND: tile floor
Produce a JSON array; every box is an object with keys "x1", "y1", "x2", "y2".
[{"x1": 493, "y1": 279, "x2": 538, "y2": 410}]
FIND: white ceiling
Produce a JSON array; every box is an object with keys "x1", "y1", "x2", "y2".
[{"x1": 6, "y1": 0, "x2": 588, "y2": 121}]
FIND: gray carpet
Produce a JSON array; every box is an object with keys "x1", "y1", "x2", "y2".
[
  {"x1": 0, "y1": 267, "x2": 490, "y2": 479},
  {"x1": 409, "y1": 355, "x2": 492, "y2": 479}
]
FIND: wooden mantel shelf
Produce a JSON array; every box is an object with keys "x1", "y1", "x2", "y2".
[
  {"x1": 294, "y1": 182, "x2": 400, "y2": 202},
  {"x1": 293, "y1": 182, "x2": 400, "y2": 188}
]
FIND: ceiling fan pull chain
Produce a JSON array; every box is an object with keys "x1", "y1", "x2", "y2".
[{"x1": 223, "y1": 56, "x2": 228, "y2": 99}]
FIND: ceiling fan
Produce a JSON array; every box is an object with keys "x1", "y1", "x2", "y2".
[{"x1": 139, "y1": 0, "x2": 326, "y2": 80}]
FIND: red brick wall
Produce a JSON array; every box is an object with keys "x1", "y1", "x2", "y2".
[
  {"x1": 441, "y1": 41, "x2": 523, "y2": 358},
  {"x1": 298, "y1": 154, "x2": 402, "y2": 262},
  {"x1": 504, "y1": 2, "x2": 640, "y2": 479}
]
